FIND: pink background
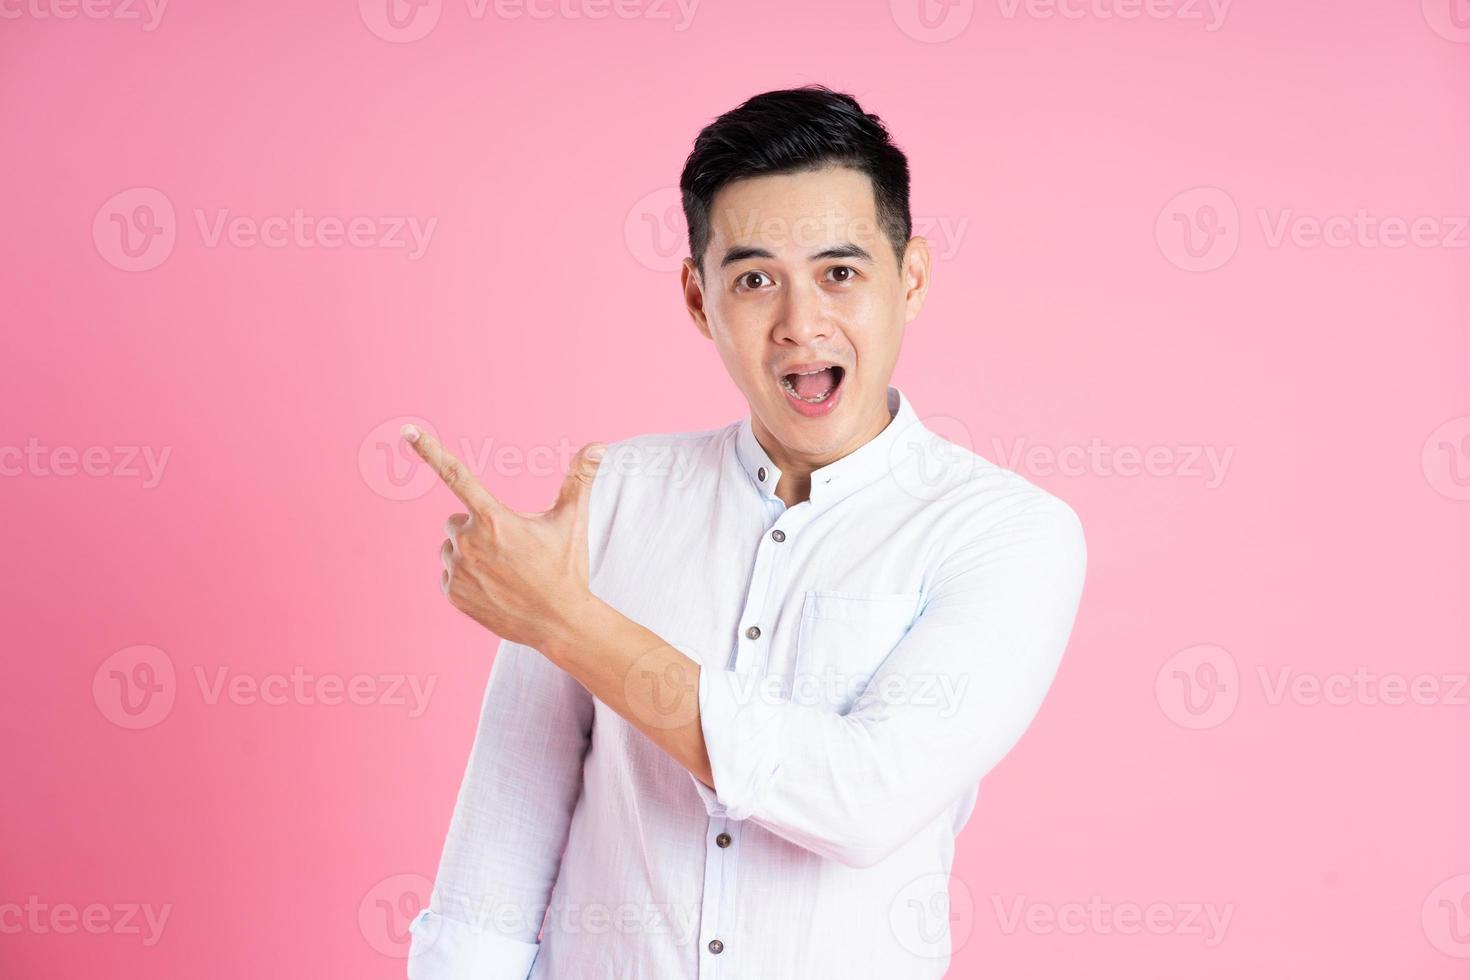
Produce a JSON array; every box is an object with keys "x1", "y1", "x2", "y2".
[{"x1": 3, "y1": 0, "x2": 1468, "y2": 976}]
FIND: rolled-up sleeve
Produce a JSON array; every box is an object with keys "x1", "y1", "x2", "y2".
[
  {"x1": 407, "y1": 907, "x2": 541, "y2": 980},
  {"x1": 692, "y1": 496, "x2": 1087, "y2": 869},
  {"x1": 409, "y1": 637, "x2": 594, "y2": 980}
]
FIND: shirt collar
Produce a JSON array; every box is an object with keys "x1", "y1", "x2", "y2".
[{"x1": 734, "y1": 384, "x2": 921, "y2": 509}]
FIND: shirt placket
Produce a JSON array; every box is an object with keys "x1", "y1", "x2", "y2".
[{"x1": 696, "y1": 482, "x2": 801, "y2": 978}]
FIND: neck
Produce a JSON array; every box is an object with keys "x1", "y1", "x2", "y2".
[{"x1": 755, "y1": 393, "x2": 894, "y2": 507}]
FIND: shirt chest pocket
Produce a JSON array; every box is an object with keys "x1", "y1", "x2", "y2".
[{"x1": 792, "y1": 591, "x2": 922, "y2": 714}]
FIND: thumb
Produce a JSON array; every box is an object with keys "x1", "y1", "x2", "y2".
[{"x1": 553, "y1": 442, "x2": 606, "y2": 517}]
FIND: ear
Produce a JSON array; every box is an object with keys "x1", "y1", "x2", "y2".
[
  {"x1": 682, "y1": 257, "x2": 713, "y2": 341},
  {"x1": 900, "y1": 236, "x2": 932, "y2": 325}
]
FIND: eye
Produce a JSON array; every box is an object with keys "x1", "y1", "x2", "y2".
[
  {"x1": 737, "y1": 270, "x2": 772, "y2": 290},
  {"x1": 826, "y1": 265, "x2": 859, "y2": 283}
]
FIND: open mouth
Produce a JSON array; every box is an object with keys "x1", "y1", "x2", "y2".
[{"x1": 779, "y1": 365, "x2": 845, "y2": 404}]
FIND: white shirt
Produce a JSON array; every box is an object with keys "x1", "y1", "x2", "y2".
[{"x1": 407, "y1": 384, "x2": 1087, "y2": 980}]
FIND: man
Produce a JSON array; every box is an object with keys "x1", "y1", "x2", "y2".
[{"x1": 403, "y1": 85, "x2": 1087, "y2": 979}]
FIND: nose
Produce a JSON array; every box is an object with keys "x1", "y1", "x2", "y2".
[{"x1": 771, "y1": 278, "x2": 833, "y2": 347}]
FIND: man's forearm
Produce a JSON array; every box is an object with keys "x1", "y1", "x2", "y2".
[{"x1": 541, "y1": 594, "x2": 715, "y2": 788}]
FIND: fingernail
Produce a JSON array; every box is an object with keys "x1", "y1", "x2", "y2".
[
  {"x1": 401, "y1": 423, "x2": 420, "y2": 443},
  {"x1": 587, "y1": 444, "x2": 606, "y2": 462}
]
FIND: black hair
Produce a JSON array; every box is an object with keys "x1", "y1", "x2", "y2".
[{"x1": 679, "y1": 85, "x2": 912, "y2": 278}]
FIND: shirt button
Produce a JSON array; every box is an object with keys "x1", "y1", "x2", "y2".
[
  {"x1": 716, "y1": 832, "x2": 732, "y2": 847},
  {"x1": 708, "y1": 939, "x2": 724, "y2": 954},
  {"x1": 745, "y1": 625, "x2": 761, "y2": 640},
  {"x1": 757, "y1": 467, "x2": 767, "y2": 481},
  {"x1": 770, "y1": 529, "x2": 785, "y2": 542}
]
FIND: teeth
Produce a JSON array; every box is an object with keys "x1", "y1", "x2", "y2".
[{"x1": 780, "y1": 374, "x2": 837, "y2": 403}]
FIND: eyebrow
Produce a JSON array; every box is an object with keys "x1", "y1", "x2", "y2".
[{"x1": 719, "y1": 242, "x2": 875, "y2": 269}]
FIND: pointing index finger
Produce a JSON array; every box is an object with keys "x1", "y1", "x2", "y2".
[{"x1": 401, "y1": 424, "x2": 504, "y2": 516}]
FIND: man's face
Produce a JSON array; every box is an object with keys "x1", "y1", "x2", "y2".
[{"x1": 681, "y1": 165, "x2": 930, "y2": 476}]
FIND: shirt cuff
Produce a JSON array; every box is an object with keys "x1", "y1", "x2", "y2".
[
  {"x1": 688, "y1": 662, "x2": 784, "y2": 822},
  {"x1": 407, "y1": 908, "x2": 541, "y2": 980}
]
